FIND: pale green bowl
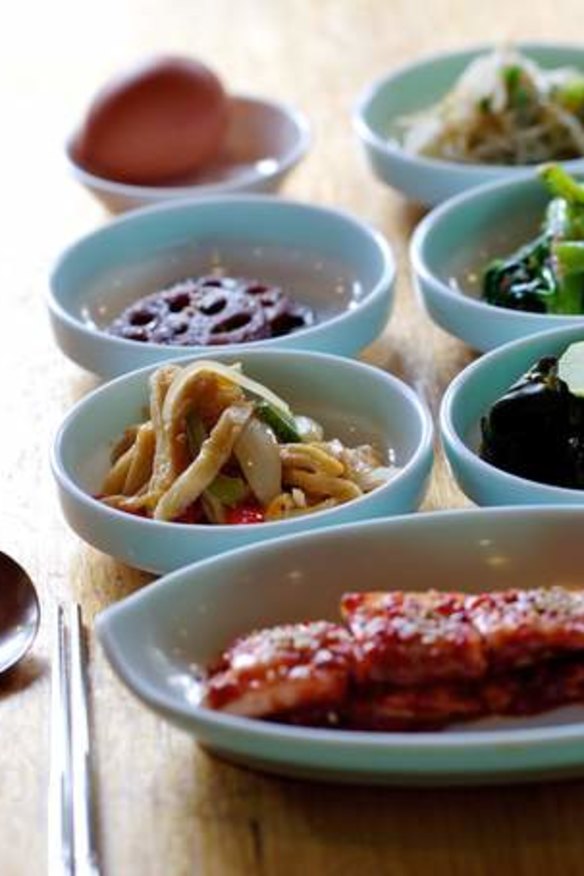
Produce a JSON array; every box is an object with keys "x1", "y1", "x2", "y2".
[
  {"x1": 49, "y1": 195, "x2": 395, "y2": 378},
  {"x1": 97, "y1": 508, "x2": 584, "y2": 785},
  {"x1": 411, "y1": 174, "x2": 584, "y2": 352},
  {"x1": 441, "y1": 324, "x2": 584, "y2": 505},
  {"x1": 52, "y1": 349, "x2": 433, "y2": 573},
  {"x1": 354, "y1": 43, "x2": 584, "y2": 206}
]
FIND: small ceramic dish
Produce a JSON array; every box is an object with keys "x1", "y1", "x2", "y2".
[
  {"x1": 411, "y1": 174, "x2": 584, "y2": 352},
  {"x1": 97, "y1": 507, "x2": 584, "y2": 785},
  {"x1": 354, "y1": 43, "x2": 584, "y2": 206},
  {"x1": 441, "y1": 323, "x2": 584, "y2": 506},
  {"x1": 48, "y1": 194, "x2": 395, "y2": 379},
  {"x1": 66, "y1": 95, "x2": 311, "y2": 213},
  {"x1": 51, "y1": 349, "x2": 433, "y2": 574}
]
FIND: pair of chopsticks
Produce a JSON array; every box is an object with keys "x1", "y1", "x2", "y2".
[{"x1": 49, "y1": 604, "x2": 101, "y2": 876}]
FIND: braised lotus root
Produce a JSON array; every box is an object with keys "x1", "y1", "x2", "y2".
[{"x1": 107, "y1": 276, "x2": 314, "y2": 346}]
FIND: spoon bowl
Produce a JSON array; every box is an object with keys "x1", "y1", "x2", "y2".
[{"x1": 0, "y1": 552, "x2": 40, "y2": 673}]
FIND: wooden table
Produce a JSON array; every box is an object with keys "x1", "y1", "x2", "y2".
[{"x1": 3, "y1": 1, "x2": 584, "y2": 873}]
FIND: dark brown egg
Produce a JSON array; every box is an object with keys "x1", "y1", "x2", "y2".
[{"x1": 71, "y1": 56, "x2": 229, "y2": 185}]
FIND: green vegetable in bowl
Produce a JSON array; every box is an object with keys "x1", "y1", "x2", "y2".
[
  {"x1": 254, "y1": 400, "x2": 302, "y2": 443},
  {"x1": 483, "y1": 165, "x2": 584, "y2": 314},
  {"x1": 206, "y1": 474, "x2": 249, "y2": 507},
  {"x1": 554, "y1": 74, "x2": 584, "y2": 117},
  {"x1": 399, "y1": 48, "x2": 584, "y2": 165},
  {"x1": 480, "y1": 342, "x2": 584, "y2": 487}
]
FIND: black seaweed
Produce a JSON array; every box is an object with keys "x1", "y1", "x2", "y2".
[{"x1": 480, "y1": 355, "x2": 584, "y2": 488}]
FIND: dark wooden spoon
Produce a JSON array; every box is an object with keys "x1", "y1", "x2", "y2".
[{"x1": 0, "y1": 552, "x2": 40, "y2": 673}]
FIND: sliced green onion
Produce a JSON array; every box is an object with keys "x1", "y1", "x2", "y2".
[
  {"x1": 207, "y1": 474, "x2": 249, "y2": 507},
  {"x1": 556, "y1": 77, "x2": 584, "y2": 113},
  {"x1": 255, "y1": 400, "x2": 301, "y2": 443},
  {"x1": 503, "y1": 65, "x2": 522, "y2": 90},
  {"x1": 540, "y1": 164, "x2": 584, "y2": 206},
  {"x1": 553, "y1": 240, "x2": 584, "y2": 275}
]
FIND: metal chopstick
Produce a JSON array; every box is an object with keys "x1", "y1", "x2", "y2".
[
  {"x1": 68, "y1": 604, "x2": 101, "y2": 876},
  {"x1": 48, "y1": 605, "x2": 74, "y2": 875},
  {"x1": 49, "y1": 604, "x2": 101, "y2": 876}
]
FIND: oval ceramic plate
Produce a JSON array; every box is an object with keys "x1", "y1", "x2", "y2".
[
  {"x1": 66, "y1": 94, "x2": 311, "y2": 213},
  {"x1": 49, "y1": 195, "x2": 395, "y2": 378},
  {"x1": 98, "y1": 508, "x2": 584, "y2": 785},
  {"x1": 411, "y1": 174, "x2": 584, "y2": 352},
  {"x1": 52, "y1": 349, "x2": 433, "y2": 573},
  {"x1": 440, "y1": 323, "x2": 584, "y2": 506},
  {"x1": 354, "y1": 42, "x2": 584, "y2": 206}
]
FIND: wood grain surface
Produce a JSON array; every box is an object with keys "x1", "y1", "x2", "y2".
[{"x1": 3, "y1": 1, "x2": 584, "y2": 874}]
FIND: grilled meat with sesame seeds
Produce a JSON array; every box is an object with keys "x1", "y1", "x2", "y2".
[
  {"x1": 202, "y1": 621, "x2": 354, "y2": 718},
  {"x1": 342, "y1": 588, "x2": 584, "y2": 685},
  {"x1": 203, "y1": 587, "x2": 584, "y2": 729},
  {"x1": 341, "y1": 591, "x2": 486, "y2": 685}
]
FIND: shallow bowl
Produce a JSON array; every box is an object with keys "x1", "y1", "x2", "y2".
[
  {"x1": 441, "y1": 324, "x2": 584, "y2": 505},
  {"x1": 51, "y1": 349, "x2": 433, "y2": 573},
  {"x1": 66, "y1": 94, "x2": 311, "y2": 213},
  {"x1": 354, "y1": 43, "x2": 584, "y2": 206},
  {"x1": 411, "y1": 174, "x2": 584, "y2": 352},
  {"x1": 98, "y1": 507, "x2": 584, "y2": 784},
  {"x1": 49, "y1": 194, "x2": 395, "y2": 378}
]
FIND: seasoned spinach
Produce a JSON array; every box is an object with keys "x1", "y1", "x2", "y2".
[{"x1": 482, "y1": 165, "x2": 584, "y2": 314}]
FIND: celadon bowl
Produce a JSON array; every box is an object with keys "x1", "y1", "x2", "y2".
[
  {"x1": 354, "y1": 43, "x2": 584, "y2": 206},
  {"x1": 441, "y1": 324, "x2": 584, "y2": 506},
  {"x1": 411, "y1": 174, "x2": 584, "y2": 352},
  {"x1": 97, "y1": 508, "x2": 584, "y2": 785},
  {"x1": 48, "y1": 195, "x2": 395, "y2": 379},
  {"x1": 51, "y1": 349, "x2": 433, "y2": 574},
  {"x1": 66, "y1": 95, "x2": 311, "y2": 213}
]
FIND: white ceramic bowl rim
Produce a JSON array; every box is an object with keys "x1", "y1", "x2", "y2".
[
  {"x1": 410, "y1": 171, "x2": 584, "y2": 324},
  {"x1": 65, "y1": 92, "x2": 312, "y2": 197},
  {"x1": 353, "y1": 40, "x2": 584, "y2": 173},
  {"x1": 441, "y1": 323, "x2": 584, "y2": 499},
  {"x1": 97, "y1": 505, "x2": 584, "y2": 751},
  {"x1": 48, "y1": 193, "x2": 396, "y2": 357},
  {"x1": 51, "y1": 348, "x2": 433, "y2": 532}
]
